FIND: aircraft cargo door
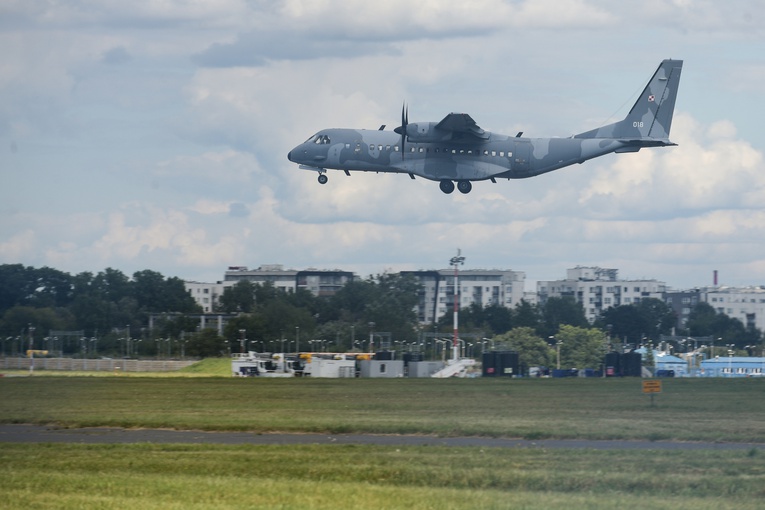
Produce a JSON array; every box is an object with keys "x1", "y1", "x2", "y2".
[{"x1": 511, "y1": 140, "x2": 531, "y2": 177}]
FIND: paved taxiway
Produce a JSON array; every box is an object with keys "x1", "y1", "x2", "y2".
[{"x1": 1, "y1": 424, "x2": 762, "y2": 451}]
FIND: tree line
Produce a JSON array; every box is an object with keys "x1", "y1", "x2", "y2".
[{"x1": 0, "y1": 264, "x2": 761, "y2": 364}]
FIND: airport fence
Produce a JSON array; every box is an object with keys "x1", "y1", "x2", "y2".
[{"x1": 0, "y1": 356, "x2": 196, "y2": 372}]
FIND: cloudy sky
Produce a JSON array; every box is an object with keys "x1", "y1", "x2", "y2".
[{"x1": 2, "y1": 0, "x2": 764, "y2": 291}]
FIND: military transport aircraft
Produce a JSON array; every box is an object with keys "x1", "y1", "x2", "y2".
[{"x1": 287, "y1": 59, "x2": 683, "y2": 194}]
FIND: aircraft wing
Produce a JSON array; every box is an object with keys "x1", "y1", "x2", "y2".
[{"x1": 434, "y1": 113, "x2": 489, "y2": 140}]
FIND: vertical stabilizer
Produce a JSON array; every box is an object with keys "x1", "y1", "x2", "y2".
[{"x1": 575, "y1": 59, "x2": 683, "y2": 144}]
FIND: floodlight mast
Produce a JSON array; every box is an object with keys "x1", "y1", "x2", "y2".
[{"x1": 450, "y1": 250, "x2": 465, "y2": 361}]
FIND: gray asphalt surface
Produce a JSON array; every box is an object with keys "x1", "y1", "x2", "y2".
[{"x1": 1, "y1": 424, "x2": 762, "y2": 450}]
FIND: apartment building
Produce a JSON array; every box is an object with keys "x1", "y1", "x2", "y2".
[
  {"x1": 537, "y1": 266, "x2": 667, "y2": 323},
  {"x1": 186, "y1": 265, "x2": 355, "y2": 312},
  {"x1": 401, "y1": 269, "x2": 526, "y2": 324},
  {"x1": 666, "y1": 286, "x2": 765, "y2": 332}
]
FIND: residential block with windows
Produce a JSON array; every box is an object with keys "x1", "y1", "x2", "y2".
[
  {"x1": 666, "y1": 286, "x2": 765, "y2": 332},
  {"x1": 185, "y1": 265, "x2": 355, "y2": 312},
  {"x1": 537, "y1": 266, "x2": 666, "y2": 323},
  {"x1": 401, "y1": 269, "x2": 526, "y2": 324}
]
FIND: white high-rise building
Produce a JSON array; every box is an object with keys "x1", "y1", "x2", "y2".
[
  {"x1": 402, "y1": 269, "x2": 526, "y2": 324},
  {"x1": 186, "y1": 265, "x2": 356, "y2": 312},
  {"x1": 704, "y1": 287, "x2": 765, "y2": 331},
  {"x1": 537, "y1": 266, "x2": 666, "y2": 323},
  {"x1": 185, "y1": 281, "x2": 227, "y2": 313}
]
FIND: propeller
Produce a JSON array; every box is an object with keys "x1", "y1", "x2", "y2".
[{"x1": 394, "y1": 102, "x2": 408, "y2": 158}]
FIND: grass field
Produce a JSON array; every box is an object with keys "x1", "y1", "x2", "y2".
[
  {"x1": 1, "y1": 442, "x2": 763, "y2": 509},
  {"x1": 2, "y1": 365, "x2": 764, "y2": 508},
  {"x1": 2, "y1": 375, "x2": 764, "y2": 442}
]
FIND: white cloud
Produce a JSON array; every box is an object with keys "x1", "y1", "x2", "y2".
[
  {"x1": 0, "y1": 230, "x2": 36, "y2": 261},
  {"x1": 156, "y1": 150, "x2": 261, "y2": 184},
  {"x1": 4, "y1": 0, "x2": 765, "y2": 291},
  {"x1": 512, "y1": 0, "x2": 616, "y2": 28},
  {"x1": 0, "y1": 0, "x2": 254, "y2": 28},
  {"x1": 578, "y1": 113, "x2": 765, "y2": 217}
]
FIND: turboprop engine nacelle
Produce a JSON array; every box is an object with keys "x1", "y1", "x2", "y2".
[{"x1": 402, "y1": 122, "x2": 452, "y2": 143}]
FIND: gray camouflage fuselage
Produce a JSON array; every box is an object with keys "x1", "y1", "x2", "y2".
[{"x1": 288, "y1": 59, "x2": 683, "y2": 194}]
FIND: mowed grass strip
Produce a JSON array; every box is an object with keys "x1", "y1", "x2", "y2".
[
  {"x1": 0, "y1": 443, "x2": 763, "y2": 510},
  {"x1": 1, "y1": 376, "x2": 764, "y2": 442}
]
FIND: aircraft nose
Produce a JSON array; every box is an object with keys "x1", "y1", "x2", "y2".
[{"x1": 287, "y1": 147, "x2": 302, "y2": 162}]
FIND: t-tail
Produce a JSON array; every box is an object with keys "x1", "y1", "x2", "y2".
[{"x1": 574, "y1": 59, "x2": 683, "y2": 147}]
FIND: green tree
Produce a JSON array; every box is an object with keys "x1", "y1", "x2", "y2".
[
  {"x1": 154, "y1": 315, "x2": 202, "y2": 339},
  {"x1": 27, "y1": 266, "x2": 73, "y2": 308},
  {"x1": 437, "y1": 303, "x2": 484, "y2": 334},
  {"x1": 131, "y1": 270, "x2": 199, "y2": 313},
  {"x1": 495, "y1": 327, "x2": 554, "y2": 368},
  {"x1": 312, "y1": 320, "x2": 358, "y2": 352},
  {"x1": 686, "y1": 302, "x2": 761, "y2": 349},
  {"x1": 0, "y1": 306, "x2": 76, "y2": 349},
  {"x1": 513, "y1": 299, "x2": 539, "y2": 329},
  {"x1": 636, "y1": 298, "x2": 677, "y2": 336},
  {"x1": 218, "y1": 280, "x2": 257, "y2": 313},
  {"x1": 186, "y1": 329, "x2": 227, "y2": 358},
  {"x1": 538, "y1": 297, "x2": 588, "y2": 338},
  {"x1": 326, "y1": 280, "x2": 376, "y2": 322},
  {"x1": 160, "y1": 276, "x2": 201, "y2": 313},
  {"x1": 555, "y1": 325, "x2": 607, "y2": 370},
  {"x1": 597, "y1": 298, "x2": 676, "y2": 346},
  {"x1": 92, "y1": 268, "x2": 131, "y2": 303},
  {"x1": 0, "y1": 264, "x2": 33, "y2": 313},
  {"x1": 68, "y1": 294, "x2": 119, "y2": 337},
  {"x1": 363, "y1": 273, "x2": 421, "y2": 342}
]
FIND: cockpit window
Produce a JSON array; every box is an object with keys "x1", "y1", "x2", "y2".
[{"x1": 304, "y1": 134, "x2": 331, "y2": 144}]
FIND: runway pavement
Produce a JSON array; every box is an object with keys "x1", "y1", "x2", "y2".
[{"x1": 1, "y1": 424, "x2": 762, "y2": 451}]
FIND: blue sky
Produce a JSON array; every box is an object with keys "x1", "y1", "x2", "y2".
[{"x1": 1, "y1": 0, "x2": 764, "y2": 290}]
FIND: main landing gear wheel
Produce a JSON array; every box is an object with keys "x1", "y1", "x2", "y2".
[
  {"x1": 318, "y1": 174, "x2": 328, "y2": 185},
  {"x1": 439, "y1": 179, "x2": 455, "y2": 194},
  {"x1": 457, "y1": 180, "x2": 472, "y2": 194}
]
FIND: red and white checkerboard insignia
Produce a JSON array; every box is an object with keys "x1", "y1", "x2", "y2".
[{"x1": 648, "y1": 95, "x2": 655, "y2": 102}]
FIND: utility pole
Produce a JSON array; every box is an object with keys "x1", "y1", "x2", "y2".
[{"x1": 450, "y1": 249, "x2": 465, "y2": 361}]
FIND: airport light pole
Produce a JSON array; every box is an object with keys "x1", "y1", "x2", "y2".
[
  {"x1": 28, "y1": 325, "x2": 35, "y2": 375},
  {"x1": 450, "y1": 249, "x2": 465, "y2": 361},
  {"x1": 727, "y1": 344, "x2": 735, "y2": 377},
  {"x1": 551, "y1": 335, "x2": 562, "y2": 370}
]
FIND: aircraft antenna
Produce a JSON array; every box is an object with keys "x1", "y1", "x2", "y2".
[{"x1": 599, "y1": 81, "x2": 644, "y2": 127}]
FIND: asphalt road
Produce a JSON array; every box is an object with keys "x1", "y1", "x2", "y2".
[{"x1": 1, "y1": 424, "x2": 762, "y2": 451}]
